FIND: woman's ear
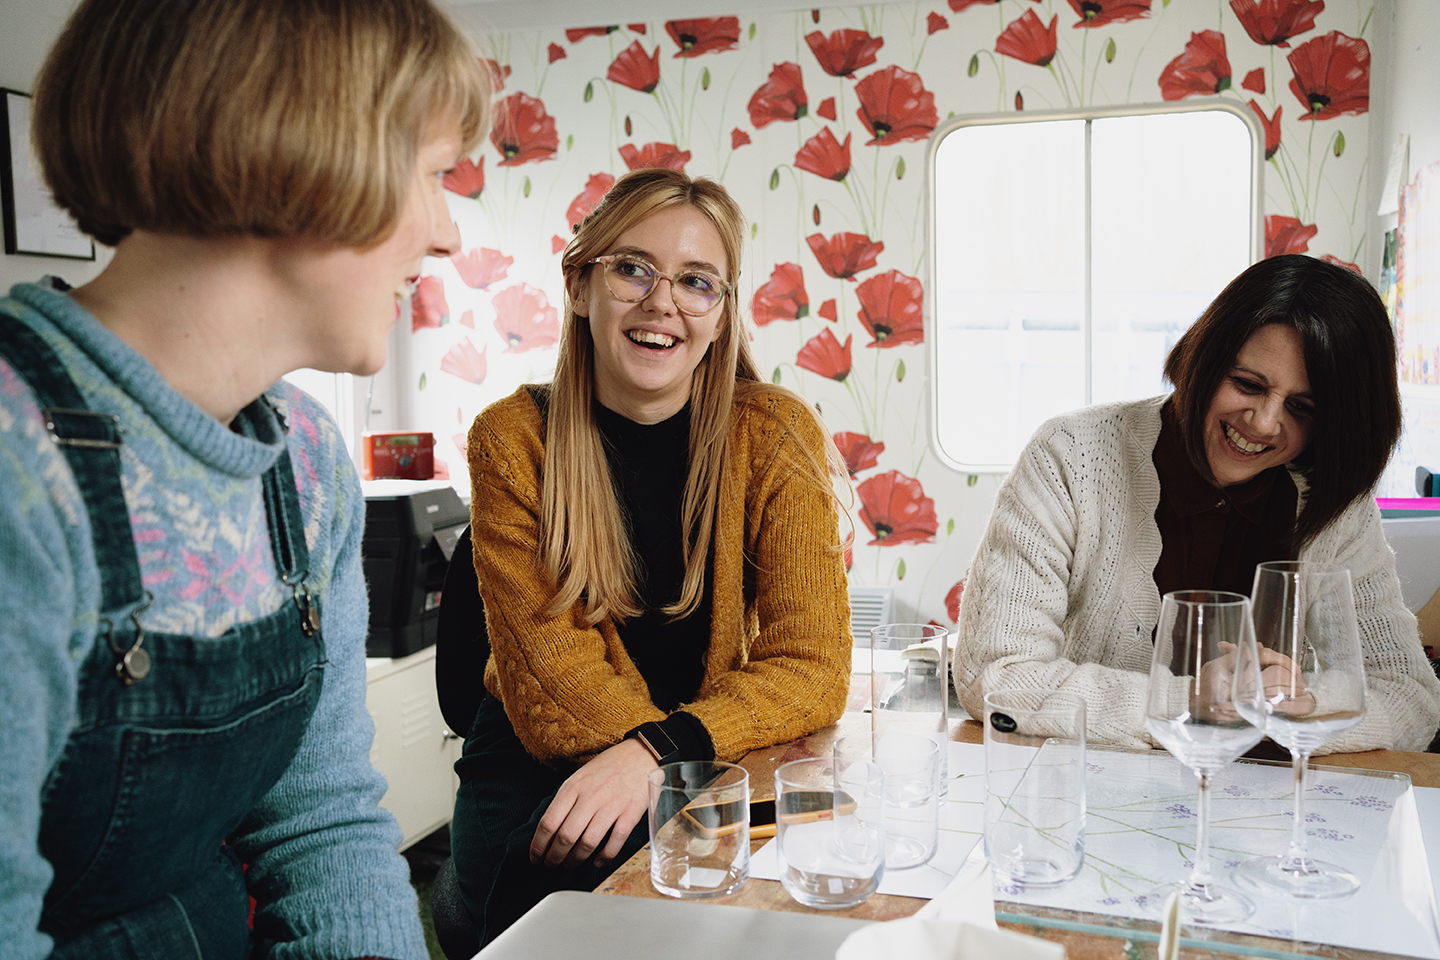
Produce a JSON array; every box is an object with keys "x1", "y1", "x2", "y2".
[{"x1": 568, "y1": 275, "x2": 590, "y2": 318}]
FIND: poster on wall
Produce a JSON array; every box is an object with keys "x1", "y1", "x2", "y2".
[
  {"x1": 1397, "y1": 163, "x2": 1439, "y2": 386},
  {"x1": 0, "y1": 89, "x2": 94, "y2": 260}
]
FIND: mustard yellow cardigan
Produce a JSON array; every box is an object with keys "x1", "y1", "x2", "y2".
[{"x1": 466, "y1": 384, "x2": 852, "y2": 764}]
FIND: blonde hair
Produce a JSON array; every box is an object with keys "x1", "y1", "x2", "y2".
[
  {"x1": 32, "y1": 0, "x2": 490, "y2": 248},
  {"x1": 545, "y1": 168, "x2": 841, "y2": 624}
]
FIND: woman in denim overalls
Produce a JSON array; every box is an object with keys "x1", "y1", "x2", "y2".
[{"x1": 0, "y1": 1, "x2": 489, "y2": 956}]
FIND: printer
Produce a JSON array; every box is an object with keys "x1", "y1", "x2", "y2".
[{"x1": 362, "y1": 482, "x2": 469, "y2": 658}]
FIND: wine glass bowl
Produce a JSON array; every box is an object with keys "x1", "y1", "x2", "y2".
[
  {"x1": 1144, "y1": 590, "x2": 1264, "y2": 925},
  {"x1": 1233, "y1": 561, "x2": 1366, "y2": 899}
]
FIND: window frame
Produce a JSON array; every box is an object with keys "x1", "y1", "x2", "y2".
[{"x1": 923, "y1": 100, "x2": 1266, "y2": 474}]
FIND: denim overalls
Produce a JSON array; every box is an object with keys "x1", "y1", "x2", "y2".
[{"x1": 1, "y1": 316, "x2": 327, "y2": 959}]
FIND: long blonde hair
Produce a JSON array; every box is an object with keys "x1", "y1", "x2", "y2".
[{"x1": 543, "y1": 168, "x2": 835, "y2": 624}]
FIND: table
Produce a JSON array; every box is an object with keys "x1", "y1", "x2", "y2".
[{"x1": 597, "y1": 714, "x2": 1440, "y2": 959}]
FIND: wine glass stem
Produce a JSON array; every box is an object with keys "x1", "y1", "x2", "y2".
[
  {"x1": 1189, "y1": 771, "x2": 1215, "y2": 892},
  {"x1": 1283, "y1": 750, "x2": 1313, "y2": 870}
]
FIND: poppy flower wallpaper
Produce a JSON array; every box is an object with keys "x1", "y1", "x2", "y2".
[{"x1": 403, "y1": 0, "x2": 1378, "y2": 625}]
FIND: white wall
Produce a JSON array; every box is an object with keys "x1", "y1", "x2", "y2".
[
  {"x1": 0, "y1": 0, "x2": 109, "y2": 293},
  {"x1": 1368, "y1": 0, "x2": 1440, "y2": 496}
]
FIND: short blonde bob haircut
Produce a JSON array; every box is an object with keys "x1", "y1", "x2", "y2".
[
  {"x1": 545, "y1": 168, "x2": 841, "y2": 625},
  {"x1": 32, "y1": 0, "x2": 490, "y2": 248}
]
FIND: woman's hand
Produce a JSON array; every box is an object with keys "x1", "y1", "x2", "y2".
[{"x1": 530, "y1": 738, "x2": 658, "y2": 870}]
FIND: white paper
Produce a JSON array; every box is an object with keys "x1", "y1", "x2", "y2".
[
  {"x1": 1378, "y1": 133, "x2": 1410, "y2": 216},
  {"x1": 835, "y1": 918, "x2": 1064, "y2": 960}
]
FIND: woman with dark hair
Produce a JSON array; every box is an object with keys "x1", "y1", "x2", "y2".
[
  {"x1": 953, "y1": 254, "x2": 1440, "y2": 752},
  {"x1": 451, "y1": 168, "x2": 852, "y2": 945},
  {"x1": 0, "y1": 0, "x2": 489, "y2": 956}
]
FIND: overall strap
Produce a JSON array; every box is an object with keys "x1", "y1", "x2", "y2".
[
  {"x1": 255, "y1": 399, "x2": 320, "y2": 637},
  {"x1": 0, "y1": 314, "x2": 144, "y2": 613}
]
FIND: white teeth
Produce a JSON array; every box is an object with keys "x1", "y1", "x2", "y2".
[
  {"x1": 1225, "y1": 424, "x2": 1268, "y2": 454},
  {"x1": 627, "y1": 330, "x2": 677, "y2": 348}
]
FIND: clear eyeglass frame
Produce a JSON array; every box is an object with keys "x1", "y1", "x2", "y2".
[{"x1": 587, "y1": 254, "x2": 731, "y2": 316}]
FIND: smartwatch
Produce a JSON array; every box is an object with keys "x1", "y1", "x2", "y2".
[{"x1": 626, "y1": 721, "x2": 681, "y2": 765}]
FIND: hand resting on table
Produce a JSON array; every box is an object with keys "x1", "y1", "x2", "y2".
[{"x1": 531, "y1": 737, "x2": 658, "y2": 870}]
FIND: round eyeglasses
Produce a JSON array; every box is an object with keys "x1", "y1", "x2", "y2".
[{"x1": 588, "y1": 254, "x2": 730, "y2": 316}]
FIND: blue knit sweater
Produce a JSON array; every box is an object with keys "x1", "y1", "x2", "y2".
[{"x1": 0, "y1": 282, "x2": 426, "y2": 960}]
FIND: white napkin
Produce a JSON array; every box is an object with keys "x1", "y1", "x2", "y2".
[{"x1": 835, "y1": 853, "x2": 1066, "y2": 960}]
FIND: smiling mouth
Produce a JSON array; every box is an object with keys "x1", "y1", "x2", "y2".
[
  {"x1": 627, "y1": 330, "x2": 678, "y2": 349},
  {"x1": 1223, "y1": 422, "x2": 1272, "y2": 456}
]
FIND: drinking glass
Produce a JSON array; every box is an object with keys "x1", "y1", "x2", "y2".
[
  {"x1": 1144, "y1": 590, "x2": 1264, "y2": 924},
  {"x1": 871, "y1": 623, "x2": 950, "y2": 795},
  {"x1": 647, "y1": 761, "x2": 749, "y2": 899},
  {"x1": 1234, "y1": 561, "x2": 1366, "y2": 898},
  {"x1": 774, "y1": 756, "x2": 886, "y2": 909},
  {"x1": 835, "y1": 732, "x2": 940, "y2": 869}
]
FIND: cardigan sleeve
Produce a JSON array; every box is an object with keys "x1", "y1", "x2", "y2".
[
  {"x1": 467, "y1": 395, "x2": 666, "y2": 764},
  {"x1": 1304, "y1": 499, "x2": 1440, "y2": 754},
  {"x1": 678, "y1": 394, "x2": 853, "y2": 762},
  {"x1": 952, "y1": 421, "x2": 1164, "y2": 750}
]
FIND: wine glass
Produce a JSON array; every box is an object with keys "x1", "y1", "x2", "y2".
[
  {"x1": 1233, "y1": 561, "x2": 1366, "y2": 899},
  {"x1": 1144, "y1": 590, "x2": 1265, "y2": 924}
]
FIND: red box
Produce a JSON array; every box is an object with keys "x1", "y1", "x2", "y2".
[{"x1": 362, "y1": 431, "x2": 435, "y2": 480}]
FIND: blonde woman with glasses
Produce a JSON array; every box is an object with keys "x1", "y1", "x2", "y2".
[{"x1": 452, "y1": 168, "x2": 852, "y2": 944}]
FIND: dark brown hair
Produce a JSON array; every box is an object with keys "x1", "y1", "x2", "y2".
[
  {"x1": 32, "y1": 0, "x2": 489, "y2": 248},
  {"x1": 1164, "y1": 254, "x2": 1401, "y2": 547}
]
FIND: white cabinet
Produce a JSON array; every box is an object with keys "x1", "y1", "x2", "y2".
[{"x1": 365, "y1": 647, "x2": 462, "y2": 850}]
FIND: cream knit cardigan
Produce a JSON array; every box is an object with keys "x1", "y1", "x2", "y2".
[{"x1": 953, "y1": 395, "x2": 1440, "y2": 753}]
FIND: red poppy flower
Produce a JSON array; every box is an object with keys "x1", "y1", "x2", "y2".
[
  {"x1": 748, "y1": 62, "x2": 809, "y2": 128},
  {"x1": 1230, "y1": 0, "x2": 1323, "y2": 47},
  {"x1": 795, "y1": 128, "x2": 852, "y2": 182},
  {"x1": 548, "y1": 43, "x2": 567, "y2": 64},
  {"x1": 665, "y1": 18, "x2": 741, "y2": 57},
  {"x1": 858, "y1": 470, "x2": 938, "y2": 546},
  {"x1": 752, "y1": 263, "x2": 809, "y2": 327},
  {"x1": 490, "y1": 93, "x2": 559, "y2": 166},
  {"x1": 804, "y1": 29, "x2": 885, "y2": 78},
  {"x1": 1242, "y1": 67, "x2": 1266, "y2": 94},
  {"x1": 1287, "y1": 31, "x2": 1369, "y2": 120},
  {"x1": 567, "y1": 26, "x2": 617, "y2": 43},
  {"x1": 551, "y1": 235, "x2": 567, "y2": 254},
  {"x1": 1318, "y1": 254, "x2": 1362, "y2": 275},
  {"x1": 1159, "y1": 30, "x2": 1233, "y2": 100},
  {"x1": 796, "y1": 328, "x2": 853, "y2": 381},
  {"x1": 459, "y1": 310, "x2": 474, "y2": 328},
  {"x1": 492, "y1": 283, "x2": 560, "y2": 353},
  {"x1": 928, "y1": 12, "x2": 950, "y2": 34},
  {"x1": 481, "y1": 59, "x2": 511, "y2": 92},
  {"x1": 450, "y1": 247, "x2": 513, "y2": 289},
  {"x1": 442, "y1": 157, "x2": 485, "y2": 199},
  {"x1": 1248, "y1": 100, "x2": 1282, "y2": 159},
  {"x1": 608, "y1": 41, "x2": 661, "y2": 93},
  {"x1": 731, "y1": 128, "x2": 751, "y2": 149},
  {"x1": 945, "y1": 579, "x2": 965, "y2": 623},
  {"x1": 807, "y1": 232, "x2": 884, "y2": 280},
  {"x1": 996, "y1": 10, "x2": 1058, "y2": 68},
  {"x1": 566, "y1": 172, "x2": 615, "y2": 231},
  {"x1": 440, "y1": 337, "x2": 488, "y2": 385},
  {"x1": 817, "y1": 299, "x2": 837, "y2": 322},
  {"x1": 857, "y1": 270, "x2": 924, "y2": 347},
  {"x1": 816, "y1": 97, "x2": 837, "y2": 121},
  {"x1": 411, "y1": 275, "x2": 449, "y2": 331},
  {"x1": 949, "y1": 1, "x2": 998, "y2": 9},
  {"x1": 1065, "y1": 0, "x2": 1152, "y2": 28},
  {"x1": 1015, "y1": 90, "x2": 1024, "y2": 110},
  {"x1": 629, "y1": 23, "x2": 646, "y2": 34},
  {"x1": 1264, "y1": 215, "x2": 1317, "y2": 258},
  {"x1": 854, "y1": 65, "x2": 938, "y2": 145},
  {"x1": 834, "y1": 431, "x2": 885, "y2": 477},
  {"x1": 618, "y1": 142, "x2": 692, "y2": 172}
]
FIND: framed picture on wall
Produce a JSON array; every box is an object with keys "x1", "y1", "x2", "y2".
[{"x1": 1, "y1": 88, "x2": 94, "y2": 260}]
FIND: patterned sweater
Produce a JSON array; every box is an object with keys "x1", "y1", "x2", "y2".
[
  {"x1": 0, "y1": 283, "x2": 426, "y2": 960},
  {"x1": 466, "y1": 385, "x2": 853, "y2": 764},
  {"x1": 954, "y1": 396, "x2": 1440, "y2": 754}
]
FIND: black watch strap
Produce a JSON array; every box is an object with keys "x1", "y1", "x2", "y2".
[{"x1": 627, "y1": 721, "x2": 681, "y2": 765}]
